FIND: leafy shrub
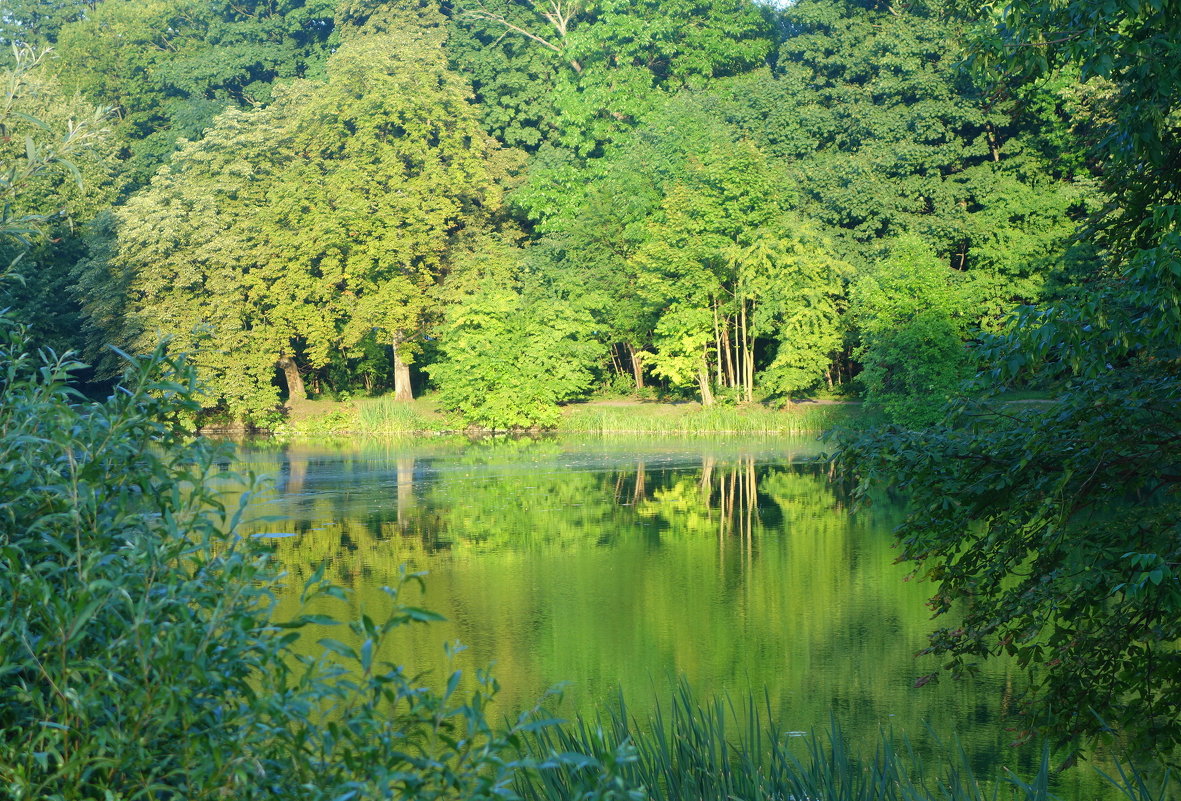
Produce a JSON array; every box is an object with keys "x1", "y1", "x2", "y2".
[
  {"x1": 850, "y1": 236, "x2": 975, "y2": 427},
  {"x1": 429, "y1": 287, "x2": 602, "y2": 430},
  {"x1": 857, "y1": 308, "x2": 972, "y2": 427},
  {"x1": 0, "y1": 313, "x2": 599, "y2": 800}
]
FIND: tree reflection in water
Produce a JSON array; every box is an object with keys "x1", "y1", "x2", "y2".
[{"x1": 214, "y1": 436, "x2": 1113, "y2": 799}]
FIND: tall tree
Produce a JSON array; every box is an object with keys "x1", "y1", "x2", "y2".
[
  {"x1": 720, "y1": 0, "x2": 1096, "y2": 311},
  {"x1": 429, "y1": 232, "x2": 602, "y2": 428},
  {"x1": 634, "y1": 142, "x2": 847, "y2": 404},
  {"x1": 93, "y1": 7, "x2": 510, "y2": 420},
  {"x1": 839, "y1": 0, "x2": 1181, "y2": 758},
  {"x1": 0, "y1": 0, "x2": 95, "y2": 58},
  {"x1": 0, "y1": 48, "x2": 114, "y2": 354}
]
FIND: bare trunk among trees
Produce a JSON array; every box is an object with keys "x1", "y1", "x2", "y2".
[
  {"x1": 392, "y1": 332, "x2": 414, "y2": 402},
  {"x1": 627, "y1": 343, "x2": 645, "y2": 390},
  {"x1": 698, "y1": 352, "x2": 715, "y2": 406},
  {"x1": 462, "y1": 0, "x2": 584, "y2": 72},
  {"x1": 276, "y1": 356, "x2": 306, "y2": 403},
  {"x1": 740, "y1": 299, "x2": 754, "y2": 403}
]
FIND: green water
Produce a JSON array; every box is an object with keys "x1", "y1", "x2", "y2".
[{"x1": 224, "y1": 435, "x2": 1117, "y2": 798}]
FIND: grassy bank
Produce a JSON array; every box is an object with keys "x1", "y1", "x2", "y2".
[
  {"x1": 281, "y1": 395, "x2": 874, "y2": 436},
  {"x1": 560, "y1": 400, "x2": 874, "y2": 434}
]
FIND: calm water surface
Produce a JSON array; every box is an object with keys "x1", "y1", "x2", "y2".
[{"x1": 224, "y1": 435, "x2": 1115, "y2": 799}]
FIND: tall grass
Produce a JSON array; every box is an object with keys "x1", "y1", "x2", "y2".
[
  {"x1": 560, "y1": 402, "x2": 875, "y2": 435},
  {"x1": 514, "y1": 686, "x2": 1172, "y2": 801},
  {"x1": 354, "y1": 397, "x2": 438, "y2": 433}
]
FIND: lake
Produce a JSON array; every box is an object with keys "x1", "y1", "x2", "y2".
[{"x1": 222, "y1": 435, "x2": 1117, "y2": 798}]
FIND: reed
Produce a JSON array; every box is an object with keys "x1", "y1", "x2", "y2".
[{"x1": 513, "y1": 686, "x2": 1172, "y2": 801}]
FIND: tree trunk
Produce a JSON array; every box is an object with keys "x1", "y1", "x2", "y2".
[
  {"x1": 740, "y1": 300, "x2": 754, "y2": 403},
  {"x1": 392, "y1": 332, "x2": 414, "y2": 402},
  {"x1": 712, "y1": 302, "x2": 725, "y2": 388},
  {"x1": 985, "y1": 122, "x2": 1001, "y2": 162},
  {"x1": 276, "y1": 356, "x2": 306, "y2": 403},
  {"x1": 627, "y1": 343, "x2": 645, "y2": 390},
  {"x1": 722, "y1": 315, "x2": 735, "y2": 388},
  {"x1": 698, "y1": 356, "x2": 715, "y2": 407}
]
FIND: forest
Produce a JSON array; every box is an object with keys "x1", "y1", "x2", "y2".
[{"x1": 1, "y1": 0, "x2": 1105, "y2": 428}]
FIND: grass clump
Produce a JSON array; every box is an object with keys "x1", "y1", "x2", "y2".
[
  {"x1": 283, "y1": 396, "x2": 446, "y2": 435},
  {"x1": 355, "y1": 396, "x2": 440, "y2": 433}
]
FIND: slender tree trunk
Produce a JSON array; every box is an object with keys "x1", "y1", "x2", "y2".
[
  {"x1": 626, "y1": 343, "x2": 645, "y2": 390},
  {"x1": 985, "y1": 122, "x2": 1001, "y2": 162},
  {"x1": 728, "y1": 316, "x2": 739, "y2": 390},
  {"x1": 610, "y1": 344, "x2": 624, "y2": 377},
  {"x1": 712, "y1": 302, "x2": 725, "y2": 388},
  {"x1": 392, "y1": 332, "x2": 414, "y2": 402},
  {"x1": 740, "y1": 300, "x2": 753, "y2": 403},
  {"x1": 633, "y1": 461, "x2": 646, "y2": 505},
  {"x1": 276, "y1": 356, "x2": 306, "y2": 403},
  {"x1": 718, "y1": 314, "x2": 727, "y2": 387}
]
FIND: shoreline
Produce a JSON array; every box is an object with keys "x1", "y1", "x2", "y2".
[{"x1": 201, "y1": 397, "x2": 872, "y2": 437}]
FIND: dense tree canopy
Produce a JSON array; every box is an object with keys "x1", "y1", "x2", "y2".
[
  {"x1": 51, "y1": 0, "x2": 340, "y2": 186},
  {"x1": 3, "y1": 0, "x2": 1099, "y2": 429}
]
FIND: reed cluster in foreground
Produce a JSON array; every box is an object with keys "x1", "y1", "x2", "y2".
[{"x1": 514, "y1": 687, "x2": 1172, "y2": 801}]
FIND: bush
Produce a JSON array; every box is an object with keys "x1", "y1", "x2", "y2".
[
  {"x1": 857, "y1": 308, "x2": 972, "y2": 427},
  {"x1": 0, "y1": 314, "x2": 593, "y2": 800},
  {"x1": 429, "y1": 287, "x2": 602, "y2": 430}
]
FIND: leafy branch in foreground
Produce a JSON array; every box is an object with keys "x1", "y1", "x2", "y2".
[
  {"x1": 837, "y1": 362, "x2": 1181, "y2": 757},
  {"x1": 837, "y1": 0, "x2": 1181, "y2": 762},
  {"x1": 0, "y1": 312, "x2": 618, "y2": 800},
  {"x1": 0, "y1": 45, "x2": 108, "y2": 249}
]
